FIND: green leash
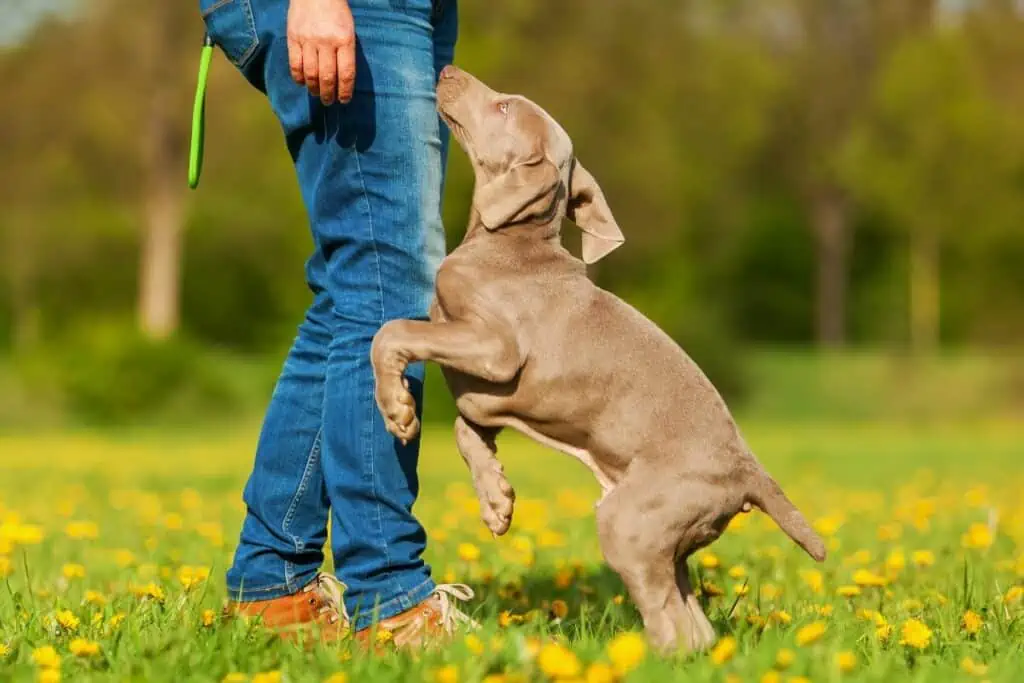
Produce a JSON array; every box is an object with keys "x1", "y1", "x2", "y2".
[{"x1": 188, "y1": 35, "x2": 216, "y2": 190}]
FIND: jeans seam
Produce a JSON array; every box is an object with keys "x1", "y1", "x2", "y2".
[{"x1": 281, "y1": 427, "x2": 323, "y2": 592}]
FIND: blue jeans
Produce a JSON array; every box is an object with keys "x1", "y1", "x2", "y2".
[{"x1": 199, "y1": 0, "x2": 457, "y2": 629}]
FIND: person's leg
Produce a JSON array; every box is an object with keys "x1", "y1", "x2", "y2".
[{"x1": 225, "y1": 255, "x2": 331, "y2": 601}]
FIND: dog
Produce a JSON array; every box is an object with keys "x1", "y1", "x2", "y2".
[{"x1": 370, "y1": 65, "x2": 826, "y2": 654}]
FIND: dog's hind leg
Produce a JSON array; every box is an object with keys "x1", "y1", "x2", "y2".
[{"x1": 454, "y1": 415, "x2": 514, "y2": 536}]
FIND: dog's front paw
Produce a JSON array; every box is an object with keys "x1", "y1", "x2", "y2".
[
  {"x1": 375, "y1": 376, "x2": 420, "y2": 445},
  {"x1": 475, "y1": 465, "x2": 515, "y2": 536}
]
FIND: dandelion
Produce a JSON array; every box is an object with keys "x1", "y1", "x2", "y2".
[
  {"x1": 69, "y1": 639, "x2": 100, "y2": 657},
  {"x1": 252, "y1": 672, "x2": 282, "y2": 683},
  {"x1": 0, "y1": 556, "x2": 12, "y2": 578},
  {"x1": 550, "y1": 599, "x2": 569, "y2": 619},
  {"x1": 538, "y1": 642, "x2": 581, "y2": 678},
  {"x1": 464, "y1": 634, "x2": 485, "y2": 655},
  {"x1": 813, "y1": 515, "x2": 843, "y2": 537},
  {"x1": 774, "y1": 648, "x2": 795, "y2": 669},
  {"x1": 960, "y1": 657, "x2": 989, "y2": 677},
  {"x1": 607, "y1": 632, "x2": 647, "y2": 675},
  {"x1": 799, "y1": 569, "x2": 823, "y2": 594},
  {"x1": 83, "y1": 590, "x2": 106, "y2": 606},
  {"x1": 729, "y1": 565, "x2": 747, "y2": 579},
  {"x1": 113, "y1": 549, "x2": 136, "y2": 568},
  {"x1": 709, "y1": 636, "x2": 737, "y2": 665},
  {"x1": 961, "y1": 610, "x2": 983, "y2": 635},
  {"x1": 222, "y1": 674, "x2": 247, "y2": 683},
  {"x1": 885, "y1": 549, "x2": 905, "y2": 575},
  {"x1": 760, "y1": 583, "x2": 782, "y2": 600},
  {"x1": 699, "y1": 552, "x2": 720, "y2": 569},
  {"x1": 849, "y1": 549, "x2": 872, "y2": 565},
  {"x1": 32, "y1": 646, "x2": 61, "y2": 669},
  {"x1": 612, "y1": 594, "x2": 624, "y2": 606},
  {"x1": 61, "y1": 564, "x2": 86, "y2": 580},
  {"x1": 769, "y1": 610, "x2": 792, "y2": 626},
  {"x1": 836, "y1": 584, "x2": 860, "y2": 598},
  {"x1": 795, "y1": 622, "x2": 826, "y2": 646},
  {"x1": 553, "y1": 568, "x2": 574, "y2": 589},
  {"x1": 961, "y1": 523, "x2": 993, "y2": 550},
  {"x1": 108, "y1": 613, "x2": 127, "y2": 629},
  {"x1": 760, "y1": 673, "x2": 781, "y2": 683},
  {"x1": 64, "y1": 521, "x2": 99, "y2": 540},
  {"x1": 177, "y1": 565, "x2": 211, "y2": 589},
  {"x1": 733, "y1": 583, "x2": 750, "y2": 596},
  {"x1": 835, "y1": 650, "x2": 857, "y2": 673},
  {"x1": 324, "y1": 674, "x2": 348, "y2": 683},
  {"x1": 376, "y1": 628, "x2": 393, "y2": 645},
  {"x1": 434, "y1": 666, "x2": 458, "y2": 683},
  {"x1": 702, "y1": 581, "x2": 725, "y2": 597},
  {"x1": 0, "y1": 643, "x2": 10, "y2": 658},
  {"x1": 499, "y1": 610, "x2": 524, "y2": 627},
  {"x1": 202, "y1": 609, "x2": 217, "y2": 627},
  {"x1": 585, "y1": 662, "x2": 615, "y2": 683},
  {"x1": 1003, "y1": 586, "x2": 1023, "y2": 604},
  {"x1": 537, "y1": 530, "x2": 567, "y2": 548},
  {"x1": 54, "y1": 610, "x2": 80, "y2": 632},
  {"x1": 898, "y1": 618, "x2": 932, "y2": 649},
  {"x1": 852, "y1": 569, "x2": 887, "y2": 587},
  {"x1": 457, "y1": 543, "x2": 480, "y2": 562},
  {"x1": 911, "y1": 550, "x2": 935, "y2": 568},
  {"x1": 131, "y1": 582, "x2": 166, "y2": 602},
  {"x1": 39, "y1": 670, "x2": 61, "y2": 683}
]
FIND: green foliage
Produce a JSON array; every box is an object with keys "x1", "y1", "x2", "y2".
[{"x1": 18, "y1": 321, "x2": 240, "y2": 425}]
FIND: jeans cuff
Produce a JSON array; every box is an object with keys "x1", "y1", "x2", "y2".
[
  {"x1": 226, "y1": 568, "x2": 320, "y2": 603},
  {"x1": 348, "y1": 576, "x2": 437, "y2": 631}
]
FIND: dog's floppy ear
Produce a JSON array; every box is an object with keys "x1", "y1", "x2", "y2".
[
  {"x1": 567, "y1": 159, "x2": 624, "y2": 264},
  {"x1": 475, "y1": 158, "x2": 561, "y2": 230}
]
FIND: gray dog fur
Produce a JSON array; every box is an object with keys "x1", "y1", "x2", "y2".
[{"x1": 370, "y1": 65, "x2": 826, "y2": 654}]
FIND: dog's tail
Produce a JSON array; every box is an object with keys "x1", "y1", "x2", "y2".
[{"x1": 747, "y1": 468, "x2": 826, "y2": 562}]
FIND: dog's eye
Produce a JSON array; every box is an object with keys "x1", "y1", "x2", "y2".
[{"x1": 497, "y1": 101, "x2": 509, "y2": 116}]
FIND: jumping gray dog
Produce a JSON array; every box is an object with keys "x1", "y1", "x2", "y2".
[{"x1": 370, "y1": 65, "x2": 826, "y2": 654}]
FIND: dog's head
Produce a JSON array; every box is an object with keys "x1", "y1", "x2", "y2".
[{"x1": 437, "y1": 65, "x2": 624, "y2": 264}]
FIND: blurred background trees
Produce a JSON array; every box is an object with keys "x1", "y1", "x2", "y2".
[{"x1": 0, "y1": 0, "x2": 1022, "y2": 425}]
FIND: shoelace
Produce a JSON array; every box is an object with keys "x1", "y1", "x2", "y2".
[
  {"x1": 432, "y1": 583, "x2": 479, "y2": 632},
  {"x1": 302, "y1": 573, "x2": 350, "y2": 624}
]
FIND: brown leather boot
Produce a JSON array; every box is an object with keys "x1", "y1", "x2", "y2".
[
  {"x1": 224, "y1": 573, "x2": 349, "y2": 644},
  {"x1": 354, "y1": 584, "x2": 479, "y2": 651}
]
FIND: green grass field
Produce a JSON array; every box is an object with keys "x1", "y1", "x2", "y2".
[{"x1": 1, "y1": 418, "x2": 1022, "y2": 682}]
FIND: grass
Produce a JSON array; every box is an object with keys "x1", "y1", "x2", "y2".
[{"x1": 0, "y1": 418, "x2": 1022, "y2": 682}]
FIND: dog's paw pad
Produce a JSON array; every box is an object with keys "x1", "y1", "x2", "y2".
[{"x1": 376, "y1": 378, "x2": 420, "y2": 443}]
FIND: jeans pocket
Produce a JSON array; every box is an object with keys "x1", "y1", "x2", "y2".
[{"x1": 199, "y1": 0, "x2": 260, "y2": 68}]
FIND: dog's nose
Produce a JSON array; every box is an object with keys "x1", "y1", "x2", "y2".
[{"x1": 440, "y1": 64, "x2": 459, "y2": 80}]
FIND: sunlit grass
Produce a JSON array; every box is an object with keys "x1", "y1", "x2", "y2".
[{"x1": 1, "y1": 420, "x2": 1022, "y2": 681}]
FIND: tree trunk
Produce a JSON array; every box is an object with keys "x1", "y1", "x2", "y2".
[
  {"x1": 908, "y1": 228, "x2": 940, "y2": 354},
  {"x1": 137, "y1": 7, "x2": 185, "y2": 340},
  {"x1": 811, "y1": 189, "x2": 849, "y2": 347}
]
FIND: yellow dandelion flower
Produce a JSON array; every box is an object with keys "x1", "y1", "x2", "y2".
[
  {"x1": 0, "y1": 643, "x2": 10, "y2": 658},
  {"x1": 252, "y1": 672, "x2": 282, "y2": 683},
  {"x1": 538, "y1": 642, "x2": 581, "y2": 679},
  {"x1": 38, "y1": 670, "x2": 61, "y2": 683},
  {"x1": 69, "y1": 639, "x2": 100, "y2": 657},
  {"x1": 433, "y1": 666, "x2": 458, "y2": 683},
  {"x1": 877, "y1": 522, "x2": 902, "y2": 541},
  {"x1": 733, "y1": 582, "x2": 750, "y2": 596},
  {"x1": 113, "y1": 549, "x2": 136, "y2": 568},
  {"x1": 83, "y1": 590, "x2": 106, "y2": 606},
  {"x1": 222, "y1": 674, "x2": 248, "y2": 683},
  {"x1": 728, "y1": 565, "x2": 747, "y2": 579},
  {"x1": 537, "y1": 529, "x2": 567, "y2": 549},
  {"x1": 709, "y1": 636, "x2": 737, "y2": 665},
  {"x1": 498, "y1": 610, "x2": 524, "y2": 627},
  {"x1": 464, "y1": 633, "x2": 485, "y2": 655},
  {"x1": 852, "y1": 569, "x2": 887, "y2": 587},
  {"x1": 769, "y1": 610, "x2": 792, "y2": 626},
  {"x1": 177, "y1": 565, "x2": 211, "y2": 589},
  {"x1": 774, "y1": 648, "x2": 795, "y2": 670},
  {"x1": 898, "y1": 618, "x2": 932, "y2": 649},
  {"x1": 960, "y1": 657, "x2": 989, "y2": 677},
  {"x1": 585, "y1": 662, "x2": 615, "y2": 683},
  {"x1": 760, "y1": 673, "x2": 781, "y2": 683},
  {"x1": 961, "y1": 523, "x2": 994, "y2": 550},
  {"x1": 788, "y1": 677, "x2": 811, "y2": 683},
  {"x1": 608, "y1": 631, "x2": 647, "y2": 675},
  {"x1": 64, "y1": 521, "x2": 99, "y2": 540},
  {"x1": 702, "y1": 581, "x2": 725, "y2": 597},
  {"x1": 551, "y1": 599, "x2": 569, "y2": 620},
  {"x1": 795, "y1": 622, "x2": 826, "y2": 646},
  {"x1": 130, "y1": 582, "x2": 165, "y2": 602},
  {"x1": 835, "y1": 650, "x2": 856, "y2": 673},
  {"x1": 885, "y1": 549, "x2": 905, "y2": 575},
  {"x1": 0, "y1": 556, "x2": 11, "y2": 578},
  {"x1": 747, "y1": 614, "x2": 767, "y2": 628},
  {"x1": 32, "y1": 646, "x2": 61, "y2": 669},
  {"x1": 1003, "y1": 586, "x2": 1023, "y2": 604},
  {"x1": 813, "y1": 515, "x2": 842, "y2": 537},
  {"x1": 324, "y1": 674, "x2": 349, "y2": 683},
  {"x1": 612, "y1": 594, "x2": 624, "y2": 606},
  {"x1": 699, "y1": 552, "x2": 720, "y2": 569},
  {"x1": 202, "y1": 609, "x2": 217, "y2": 627},
  {"x1": 876, "y1": 623, "x2": 893, "y2": 641},
  {"x1": 5, "y1": 523, "x2": 43, "y2": 545},
  {"x1": 375, "y1": 628, "x2": 393, "y2": 645},
  {"x1": 961, "y1": 609, "x2": 983, "y2": 635},
  {"x1": 162, "y1": 513, "x2": 184, "y2": 531},
  {"x1": 61, "y1": 564, "x2": 86, "y2": 580},
  {"x1": 911, "y1": 550, "x2": 935, "y2": 568},
  {"x1": 816, "y1": 604, "x2": 833, "y2": 617},
  {"x1": 799, "y1": 569, "x2": 823, "y2": 595},
  {"x1": 456, "y1": 543, "x2": 480, "y2": 562},
  {"x1": 760, "y1": 583, "x2": 782, "y2": 600},
  {"x1": 108, "y1": 612, "x2": 127, "y2": 628},
  {"x1": 848, "y1": 549, "x2": 872, "y2": 565},
  {"x1": 54, "y1": 610, "x2": 80, "y2": 632}
]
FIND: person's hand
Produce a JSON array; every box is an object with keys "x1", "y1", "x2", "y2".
[{"x1": 287, "y1": 0, "x2": 356, "y2": 105}]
